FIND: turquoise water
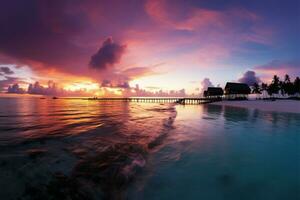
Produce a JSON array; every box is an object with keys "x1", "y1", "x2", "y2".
[
  {"x1": 0, "y1": 97, "x2": 299, "y2": 199},
  {"x1": 129, "y1": 105, "x2": 300, "y2": 200}
]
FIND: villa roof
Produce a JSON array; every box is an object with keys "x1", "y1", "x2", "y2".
[
  {"x1": 204, "y1": 87, "x2": 224, "y2": 96},
  {"x1": 225, "y1": 82, "x2": 251, "y2": 95}
]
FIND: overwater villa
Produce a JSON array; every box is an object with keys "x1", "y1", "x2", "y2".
[
  {"x1": 224, "y1": 82, "x2": 251, "y2": 100},
  {"x1": 203, "y1": 87, "x2": 224, "y2": 98}
]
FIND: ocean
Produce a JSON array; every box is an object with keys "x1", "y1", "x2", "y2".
[{"x1": 0, "y1": 96, "x2": 299, "y2": 200}]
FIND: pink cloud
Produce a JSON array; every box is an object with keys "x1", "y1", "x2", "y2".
[
  {"x1": 141, "y1": 0, "x2": 274, "y2": 70},
  {"x1": 145, "y1": 0, "x2": 275, "y2": 51},
  {"x1": 176, "y1": 9, "x2": 224, "y2": 31},
  {"x1": 145, "y1": 0, "x2": 225, "y2": 31},
  {"x1": 122, "y1": 64, "x2": 162, "y2": 80},
  {"x1": 255, "y1": 60, "x2": 300, "y2": 81},
  {"x1": 89, "y1": 37, "x2": 127, "y2": 70},
  {"x1": 145, "y1": 0, "x2": 264, "y2": 35}
]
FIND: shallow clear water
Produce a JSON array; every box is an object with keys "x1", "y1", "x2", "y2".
[{"x1": 0, "y1": 97, "x2": 299, "y2": 200}]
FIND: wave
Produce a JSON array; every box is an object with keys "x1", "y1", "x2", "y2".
[{"x1": 16, "y1": 104, "x2": 178, "y2": 200}]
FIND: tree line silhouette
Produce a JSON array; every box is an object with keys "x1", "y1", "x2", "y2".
[{"x1": 252, "y1": 74, "x2": 300, "y2": 96}]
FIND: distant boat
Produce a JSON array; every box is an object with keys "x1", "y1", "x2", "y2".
[{"x1": 52, "y1": 96, "x2": 58, "y2": 99}]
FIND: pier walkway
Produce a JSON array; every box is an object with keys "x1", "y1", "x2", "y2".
[{"x1": 87, "y1": 97, "x2": 221, "y2": 104}]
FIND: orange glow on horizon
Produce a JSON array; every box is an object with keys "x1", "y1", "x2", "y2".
[{"x1": 63, "y1": 82, "x2": 99, "y2": 92}]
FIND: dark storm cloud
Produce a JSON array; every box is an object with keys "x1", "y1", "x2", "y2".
[
  {"x1": 89, "y1": 37, "x2": 126, "y2": 69},
  {"x1": 0, "y1": 67, "x2": 14, "y2": 75},
  {"x1": 238, "y1": 70, "x2": 261, "y2": 86},
  {"x1": 0, "y1": 0, "x2": 88, "y2": 72},
  {"x1": 0, "y1": 0, "x2": 145, "y2": 72}
]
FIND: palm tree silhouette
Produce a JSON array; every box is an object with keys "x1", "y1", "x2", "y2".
[
  {"x1": 282, "y1": 74, "x2": 293, "y2": 95},
  {"x1": 294, "y1": 77, "x2": 300, "y2": 94},
  {"x1": 268, "y1": 75, "x2": 280, "y2": 96},
  {"x1": 252, "y1": 82, "x2": 261, "y2": 94}
]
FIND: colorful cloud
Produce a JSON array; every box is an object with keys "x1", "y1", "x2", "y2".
[
  {"x1": 0, "y1": 0, "x2": 299, "y2": 95},
  {"x1": 238, "y1": 71, "x2": 261, "y2": 86},
  {"x1": 89, "y1": 37, "x2": 127, "y2": 70}
]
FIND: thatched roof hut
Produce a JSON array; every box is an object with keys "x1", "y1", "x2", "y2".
[
  {"x1": 225, "y1": 82, "x2": 251, "y2": 95},
  {"x1": 204, "y1": 87, "x2": 224, "y2": 97}
]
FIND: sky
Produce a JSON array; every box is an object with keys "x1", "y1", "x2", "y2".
[{"x1": 0, "y1": 0, "x2": 299, "y2": 96}]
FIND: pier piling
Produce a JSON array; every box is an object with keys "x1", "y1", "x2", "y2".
[{"x1": 87, "y1": 97, "x2": 221, "y2": 104}]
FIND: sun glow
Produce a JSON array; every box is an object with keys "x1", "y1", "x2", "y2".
[
  {"x1": 103, "y1": 87, "x2": 123, "y2": 96},
  {"x1": 63, "y1": 82, "x2": 99, "y2": 92},
  {"x1": 62, "y1": 81, "x2": 133, "y2": 97},
  {"x1": 92, "y1": 87, "x2": 131, "y2": 97}
]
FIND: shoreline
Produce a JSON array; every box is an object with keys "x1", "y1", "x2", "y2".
[{"x1": 211, "y1": 99, "x2": 300, "y2": 114}]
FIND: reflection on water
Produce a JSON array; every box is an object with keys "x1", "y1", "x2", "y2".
[
  {"x1": 223, "y1": 105, "x2": 250, "y2": 122},
  {"x1": 0, "y1": 97, "x2": 299, "y2": 200},
  {"x1": 0, "y1": 97, "x2": 177, "y2": 199}
]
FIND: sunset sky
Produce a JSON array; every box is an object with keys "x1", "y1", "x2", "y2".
[{"x1": 0, "y1": 0, "x2": 299, "y2": 96}]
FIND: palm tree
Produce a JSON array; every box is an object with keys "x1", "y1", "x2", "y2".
[
  {"x1": 261, "y1": 83, "x2": 268, "y2": 91},
  {"x1": 282, "y1": 74, "x2": 294, "y2": 95},
  {"x1": 294, "y1": 77, "x2": 300, "y2": 94},
  {"x1": 252, "y1": 82, "x2": 261, "y2": 94},
  {"x1": 284, "y1": 74, "x2": 291, "y2": 83},
  {"x1": 279, "y1": 80, "x2": 284, "y2": 96},
  {"x1": 260, "y1": 83, "x2": 268, "y2": 98},
  {"x1": 268, "y1": 75, "x2": 280, "y2": 96},
  {"x1": 273, "y1": 75, "x2": 280, "y2": 85}
]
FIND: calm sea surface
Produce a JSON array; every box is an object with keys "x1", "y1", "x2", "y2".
[{"x1": 0, "y1": 97, "x2": 299, "y2": 200}]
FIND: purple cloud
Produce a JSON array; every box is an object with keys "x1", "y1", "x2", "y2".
[
  {"x1": 201, "y1": 78, "x2": 214, "y2": 92},
  {"x1": 0, "y1": 77, "x2": 20, "y2": 92},
  {"x1": 122, "y1": 67, "x2": 156, "y2": 80},
  {"x1": 0, "y1": 0, "x2": 93, "y2": 76},
  {"x1": 100, "y1": 79, "x2": 130, "y2": 89},
  {"x1": 0, "y1": 66, "x2": 14, "y2": 75},
  {"x1": 7, "y1": 83, "x2": 25, "y2": 94},
  {"x1": 255, "y1": 60, "x2": 300, "y2": 72},
  {"x1": 238, "y1": 70, "x2": 260, "y2": 86},
  {"x1": 89, "y1": 37, "x2": 126, "y2": 70}
]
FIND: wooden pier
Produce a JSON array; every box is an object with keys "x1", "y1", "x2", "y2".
[{"x1": 87, "y1": 97, "x2": 221, "y2": 104}]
